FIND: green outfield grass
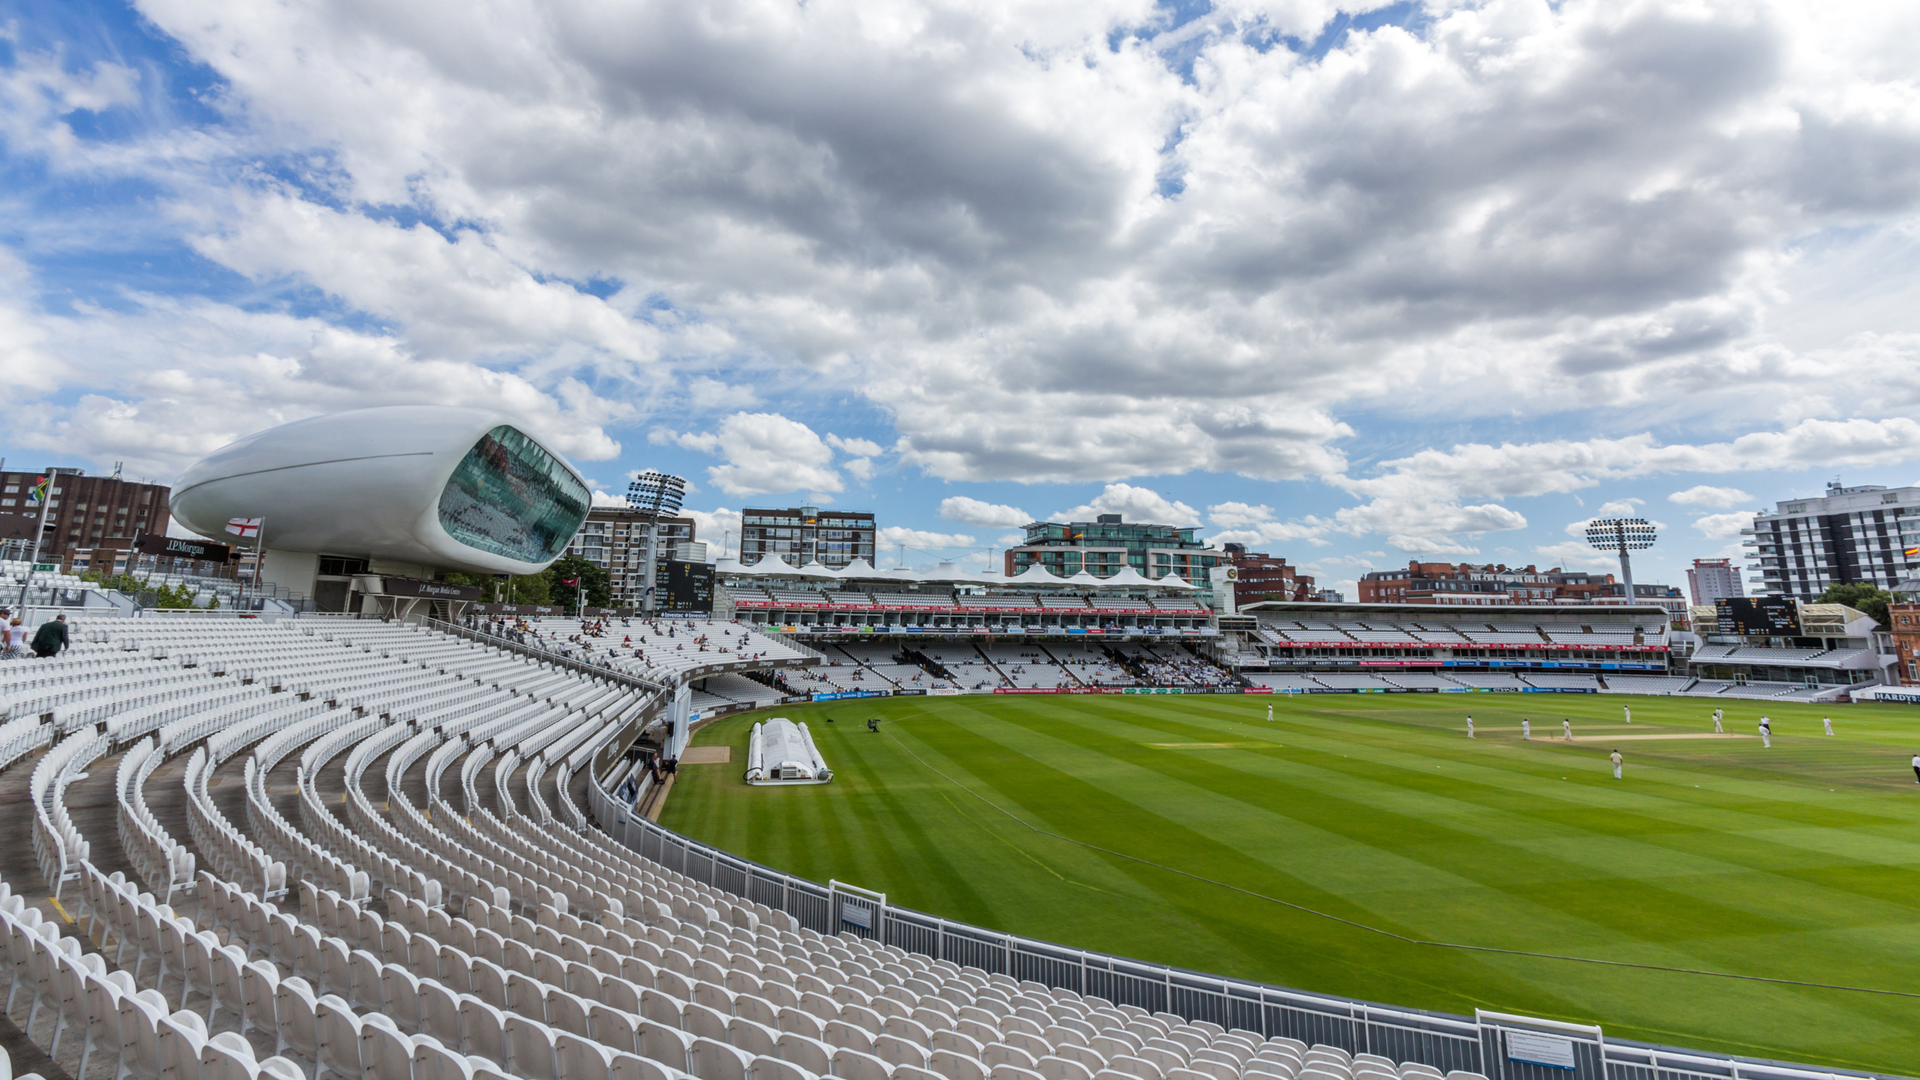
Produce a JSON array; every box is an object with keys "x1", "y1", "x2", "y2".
[{"x1": 659, "y1": 693, "x2": 1920, "y2": 1074}]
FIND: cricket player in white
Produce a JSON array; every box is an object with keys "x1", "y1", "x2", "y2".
[
  {"x1": 1759, "y1": 717, "x2": 1772, "y2": 748},
  {"x1": 1466, "y1": 716, "x2": 1474, "y2": 738},
  {"x1": 1823, "y1": 716, "x2": 1834, "y2": 736},
  {"x1": 1611, "y1": 749, "x2": 1623, "y2": 780},
  {"x1": 1712, "y1": 709, "x2": 1723, "y2": 734},
  {"x1": 1267, "y1": 704, "x2": 1273, "y2": 722},
  {"x1": 1623, "y1": 705, "x2": 1631, "y2": 725},
  {"x1": 1563, "y1": 718, "x2": 1573, "y2": 741},
  {"x1": 1522, "y1": 719, "x2": 1531, "y2": 740}
]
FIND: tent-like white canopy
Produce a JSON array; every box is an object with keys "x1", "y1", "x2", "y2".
[
  {"x1": 1006, "y1": 563, "x2": 1063, "y2": 584},
  {"x1": 1103, "y1": 566, "x2": 1153, "y2": 587},
  {"x1": 1065, "y1": 571, "x2": 1103, "y2": 586},
  {"x1": 1155, "y1": 573, "x2": 1195, "y2": 590}
]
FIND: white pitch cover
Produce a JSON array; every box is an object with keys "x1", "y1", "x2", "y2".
[{"x1": 744, "y1": 718, "x2": 832, "y2": 784}]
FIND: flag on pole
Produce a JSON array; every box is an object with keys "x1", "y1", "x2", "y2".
[
  {"x1": 26, "y1": 476, "x2": 48, "y2": 506},
  {"x1": 560, "y1": 577, "x2": 580, "y2": 586},
  {"x1": 226, "y1": 517, "x2": 263, "y2": 538}
]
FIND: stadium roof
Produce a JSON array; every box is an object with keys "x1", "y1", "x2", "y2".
[{"x1": 715, "y1": 557, "x2": 1200, "y2": 590}]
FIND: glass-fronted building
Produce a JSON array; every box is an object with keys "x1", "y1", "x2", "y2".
[
  {"x1": 740, "y1": 506, "x2": 876, "y2": 568},
  {"x1": 437, "y1": 425, "x2": 592, "y2": 564},
  {"x1": 1004, "y1": 513, "x2": 1223, "y2": 581}
]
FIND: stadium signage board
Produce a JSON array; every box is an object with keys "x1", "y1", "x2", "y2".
[
  {"x1": 134, "y1": 533, "x2": 232, "y2": 562},
  {"x1": 382, "y1": 576, "x2": 483, "y2": 600},
  {"x1": 1505, "y1": 1031, "x2": 1577, "y2": 1070},
  {"x1": 1715, "y1": 596, "x2": 1802, "y2": 636}
]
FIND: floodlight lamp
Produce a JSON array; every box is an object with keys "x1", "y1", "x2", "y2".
[
  {"x1": 626, "y1": 470, "x2": 687, "y2": 516},
  {"x1": 1584, "y1": 517, "x2": 1658, "y2": 552}
]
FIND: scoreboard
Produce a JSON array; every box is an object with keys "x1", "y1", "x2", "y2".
[{"x1": 1715, "y1": 597, "x2": 1801, "y2": 637}]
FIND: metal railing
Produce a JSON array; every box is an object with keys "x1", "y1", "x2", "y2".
[
  {"x1": 582, "y1": 749, "x2": 1902, "y2": 1080},
  {"x1": 430, "y1": 611, "x2": 1900, "y2": 1080}
]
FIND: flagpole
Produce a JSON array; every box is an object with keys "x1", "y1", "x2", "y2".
[
  {"x1": 254, "y1": 516, "x2": 266, "y2": 611},
  {"x1": 19, "y1": 469, "x2": 58, "y2": 611}
]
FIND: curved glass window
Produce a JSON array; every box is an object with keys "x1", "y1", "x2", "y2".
[{"x1": 437, "y1": 425, "x2": 590, "y2": 563}]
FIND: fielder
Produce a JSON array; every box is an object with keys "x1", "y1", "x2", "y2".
[
  {"x1": 1563, "y1": 718, "x2": 1574, "y2": 741},
  {"x1": 1759, "y1": 716, "x2": 1772, "y2": 748},
  {"x1": 1523, "y1": 719, "x2": 1531, "y2": 740},
  {"x1": 1912, "y1": 753, "x2": 1920, "y2": 784},
  {"x1": 1611, "y1": 749, "x2": 1623, "y2": 780},
  {"x1": 1267, "y1": 703, "x2": 1273, "y2": 722},
  {"x1": 1623, "y1": 705, "x2": 1631, "y2": 725},
  {"x1": 1712, "y1": 708, "x2": 1723, "y2": 734},
  {"x1": 1466, "y1": 715, "x2": 1474, "y2": 739},
  {"x1": 1823, "y1": 716, "x2": 1834, "y2": 736}
]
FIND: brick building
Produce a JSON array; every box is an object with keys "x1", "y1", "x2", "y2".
[
  {"x1": 1889, "y1": 601, "x2": 1920, "y2": 685},
  {"x1": 0, "y1": 468, "x2": 173, "y2": 573},
  {"x1": 1358, "y1": 561, "x2": 1621, "y2": 605},
  {"x1": 1222, "y1": 544, "x2": 1315, "y2": 604}
]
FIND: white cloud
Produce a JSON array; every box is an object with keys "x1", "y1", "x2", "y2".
[
  {"x1": 687, "y1": 378, "x2": 760, "y2": 411},
  {"x1": 590, "y1": 490, "x2": 632, "y2": 508},
  {"x1": 877, "y1": 526, "x2": 976, "y2": 550},
  {"x1": 1387, "y1": 535, "x2": 1481, "y2": 556},
  {"x1": 687, "y1": 412, "x2": 843, "y2": 497},
  {"x1": 1053, "y1": 484, "x2": 1201, "y2": 527},
  {"x1": 1207, "y1": 502, "x2": 1274, "y2": 528},
  {"x1": 1534, "y1": 541, "x2": 1625, "y2": 574},
  {"x1": 940, "y1": 496, "x2": 1032, "y2": 528},
  {"x1": 827, "y1": 434, "x2": 884, "y2": 458},
  {"x1": 1593, "y1": 498, "x2": 1644, "y2": 517},
  {"x1": 997, "y1": 531, "x2": 1025, "y2": 547},
  {"x1": 683, "y1": 507, "x2": 744, "y2": 558},
  {"x1": 843, "y1": 457, "x2": 876, "y2": 481},
  {"x1": 1669, "y1": 485, "x2": 1753, "y2": 508},
  {"x1": 1692, "y1": 512, "x2": 1753, "y2": 540}
]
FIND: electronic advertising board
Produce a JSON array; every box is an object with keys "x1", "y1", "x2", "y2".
[{"x1": 1715, "y1": 596, "x2": 1801, "y2": 637}]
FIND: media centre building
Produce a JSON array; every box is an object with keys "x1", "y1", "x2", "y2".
[{"x1": 170, "y1": 406, "x2": 591, "y2": 615}]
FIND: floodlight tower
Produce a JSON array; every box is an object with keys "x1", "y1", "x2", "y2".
[
  {"x1": 627, "y1": 470, "x2": 687, "y2": 616},
  {"x1": 1585, "y1": 517, "x2": 1658, "y2": 604}
]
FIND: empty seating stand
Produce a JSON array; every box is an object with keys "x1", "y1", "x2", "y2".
[{"x1": 0, "y1": 612, "x2": 1710, "y2": 1080}]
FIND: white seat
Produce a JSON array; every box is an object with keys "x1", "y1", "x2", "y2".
[
  {"x1": 507, "y1": 1015, "x2": 562, "y2": 1080},
  {"x1": 931, "y1": 1050, "x2": 988, "y2": 1080},
  {"x1": 317, "y1": 995, "x2": 365, "y2": 1080},
  {"x1": 359, "y1": 1015, "x2": 416, "y2": 1080},
  {"x1": 158, "y1": 1009, "x2": 209, "y2": 1080}
]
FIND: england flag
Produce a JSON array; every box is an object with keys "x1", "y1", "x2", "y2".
[{"x1": 225, "y1": 517, "x2": 262, "y2": 538}]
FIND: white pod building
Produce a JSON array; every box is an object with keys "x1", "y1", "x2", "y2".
[
  {"x1": 170, "y1": 407, "x2": 591, "y2": 610},
  {"x1": 744, "y1": 718, "x2": 832, "y2": 784}
]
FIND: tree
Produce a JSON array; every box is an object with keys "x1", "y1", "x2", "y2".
[
  {"x1": 441, "y1": 571, "x2": 553, "y2": 606},
  {"x1": 1815, "y1": 583, "x2": 1892, "y2": 628},
  {"x1": 542, "y1": 555, "x2": 611, "y2": 613}
]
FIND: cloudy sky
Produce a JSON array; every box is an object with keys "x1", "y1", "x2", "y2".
[{"x1": 4, "y1": 0, "x2": 1920, "y2": 595}]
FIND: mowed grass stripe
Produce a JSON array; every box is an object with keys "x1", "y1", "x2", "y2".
[{"x1": 661, "y1": 696, "x2": 1920, "y2": 1072}]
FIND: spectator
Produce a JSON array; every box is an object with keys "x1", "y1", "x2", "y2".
[
  {"x1": 31, "y1": 613, "x2": 69, "y2": 658},
  {"x1": 2, "y1": 614, "x2": 26, "y2": 660}
]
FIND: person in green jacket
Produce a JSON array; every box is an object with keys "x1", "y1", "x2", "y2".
[{"x1": 30, "y1": 614, "x2": 68, "y2": 658}]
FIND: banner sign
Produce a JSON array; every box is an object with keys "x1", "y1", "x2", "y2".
[
  {"x1": 472, "y1": 604, "x2": 564, "y2": 616},
  {"x1": 133, "y1": 533, "x2": 232, "y2": 563},
  {"x1": 382, "y1": 577, "x2": 483, "y2": 601},
  {"x1": 812, "y1": 691, "x2": 886, "y2": 702},
  {"x1": 1505, "y1": 1032, "x2": 1577, "y2": 1071}
]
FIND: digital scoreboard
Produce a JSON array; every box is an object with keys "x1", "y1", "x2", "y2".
[{"x1": 1715, "y1": 596, "x2": 1801, "y2": 637}]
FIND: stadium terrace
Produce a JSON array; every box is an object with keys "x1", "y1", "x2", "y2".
[{"x1": 0, "y1": 408, "x2": 1912, "y2": 1080}]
